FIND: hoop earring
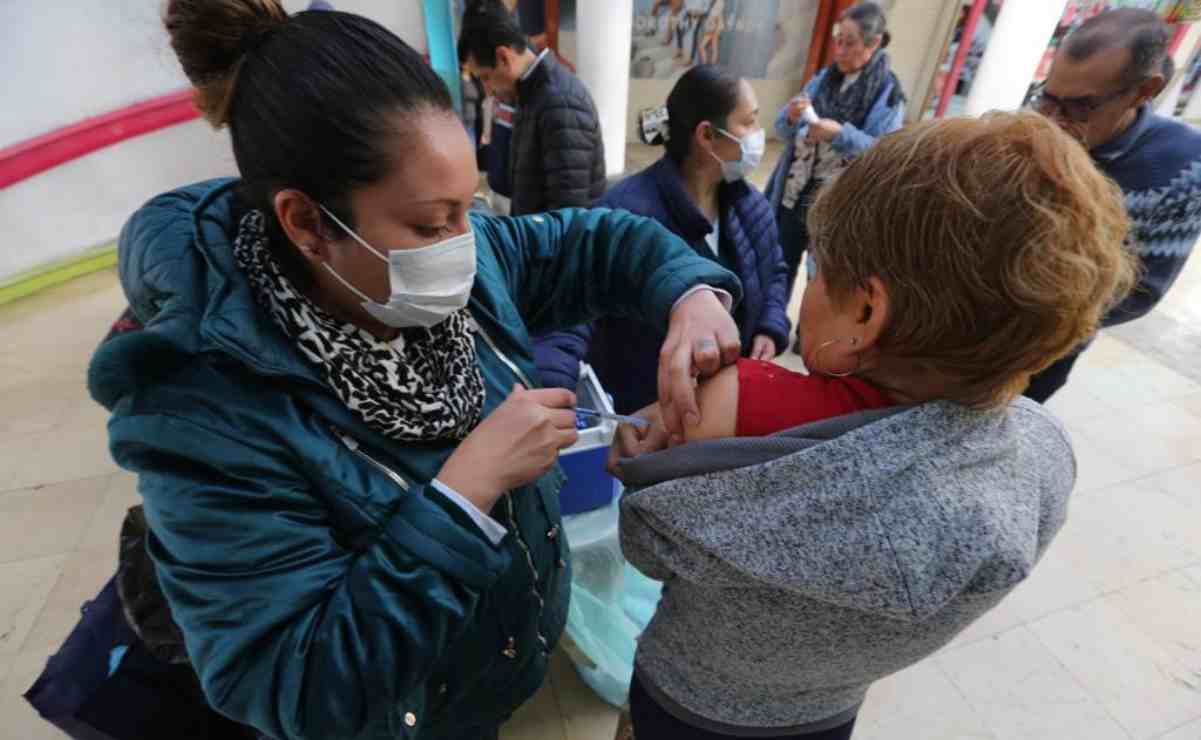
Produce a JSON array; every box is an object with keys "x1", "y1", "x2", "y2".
[{"x1": 813, "y1": 337, "x2": 861, "y2": 378}]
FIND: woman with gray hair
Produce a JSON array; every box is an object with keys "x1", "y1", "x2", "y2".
[{"x1": 766, "y1": 1, "x2": 905, "y2": 314}]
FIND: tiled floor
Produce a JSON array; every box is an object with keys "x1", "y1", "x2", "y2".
[{"x1": 2, "y1": 156, "x2": 1201, "y2": 739}]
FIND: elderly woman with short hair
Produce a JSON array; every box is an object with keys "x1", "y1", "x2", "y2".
[{"x1": 612, "y1": 111, "x2": 1136, "y2": 740}]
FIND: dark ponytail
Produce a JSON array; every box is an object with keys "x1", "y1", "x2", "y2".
[
  {"x1": 841, "y1": 2, "x2": 890, "y2": 49},
  {"x1": 662, "y1": 65, "x2": 742, "y2": 164},
  {"x1": 164, "y1": 0, "x2": 454, "y2": 288}
]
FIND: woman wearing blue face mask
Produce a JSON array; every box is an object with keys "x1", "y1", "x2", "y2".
[
  {"x1": 82, "y1": 2, "x2": 742, "y2": 740},
  {"x1": 535, "y1": 65, "x2": 791, "y2": 422}
]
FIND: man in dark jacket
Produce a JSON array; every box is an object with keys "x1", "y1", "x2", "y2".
[{"x1": 459, "y1": 0, "x2": 606, "y2": 216}]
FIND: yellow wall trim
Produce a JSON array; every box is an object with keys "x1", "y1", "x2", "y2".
[{"x1": 0, "y1": 243, "x2": 117, "y2": 307}]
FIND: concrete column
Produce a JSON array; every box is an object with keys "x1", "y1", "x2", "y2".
[
  {"x1": 964, "y1": 0, "x2": 1070, "y2": 117},
  {"x1": 1157, "y1": 71, "x2": 1186, "y2": 117},
  {"x1": 575, "y1": 0, "x2": 633, "y2": 176},
  {"x1": 1183, "y1": 75, "x2": 1201, "y2": 122},
  {"x1": 1158, "y1": 23, "x2": 1201, "y2": 118}
]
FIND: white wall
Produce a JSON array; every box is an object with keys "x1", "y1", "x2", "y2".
[
  {"x1": 0, "y1": 122, "x2": 237, "y2": 281},
  {"x1": 324, "y1": 0, "x2": 428, "y2": 52},
  {"x1": 0, "y1": 0, "x2": 429, "y2": 149},
  {"x1": 0, "y1": 2, "x2": 189, "y2": 149},
  {"x1": 0, "y1": 1, "x2": 427, "y2": 283},
  {"x1": 577, "y1": 0, "x2": 634, "y2": 176}
]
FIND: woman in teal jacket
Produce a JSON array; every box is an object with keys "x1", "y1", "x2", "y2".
[{"x1": 87, "y1": 3, "x2": 741, "y2": 739}]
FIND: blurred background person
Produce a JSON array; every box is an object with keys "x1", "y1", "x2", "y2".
[
  {"x1": 459, "y1": 0, "x2": 606, "y2": 216},
  {"x1": 765, "y1": 1, "x2": 905, "y2": 327},
  {"x1": 535, "y1": 65, "x2": 789, "y2": 415}
]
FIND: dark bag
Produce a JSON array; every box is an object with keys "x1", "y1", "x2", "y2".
[
  {"x1": 23, "y1": 575, "x2": 257, "y2": 740},
  {"x1": 23, "y1": 309, "x2": 259, "y2": 739}
]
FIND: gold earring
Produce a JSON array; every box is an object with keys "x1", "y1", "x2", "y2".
[{"x1": 813, "y1": 337, "x2": 861, "y2": 378}]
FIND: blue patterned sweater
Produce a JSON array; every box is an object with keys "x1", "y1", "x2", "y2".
[{"x1": 1094, "y1": 107, "x2": 1201, "y2": 326}]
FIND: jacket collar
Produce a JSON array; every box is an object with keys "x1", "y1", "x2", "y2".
[
  {"x1": 187, "y1": 181, "x2": 328, "y2": 387},
  {"x1": 517, "y1": 50, "x2": 557, "y2": 105},
  {"x1": 519, "y1": 48, "x2": 551, "y2": 83},
  {"x1": 1092, "y1": 105, "x2": 1151, "y2": 164},
  {"x1": 91, "y1": 179, "x2": 331, "y2": 413},
  {"x1": 648, "y1": 156, "x2": 749, "y2": 246}
]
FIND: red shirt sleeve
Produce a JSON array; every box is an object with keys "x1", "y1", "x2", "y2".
[{"x1": 735, "y1": 359, "x2": 894, "y2": 437}]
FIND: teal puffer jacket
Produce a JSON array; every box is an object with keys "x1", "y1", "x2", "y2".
[{"x1": 87, "y1": 179, "x2": 741, "y2": 740}]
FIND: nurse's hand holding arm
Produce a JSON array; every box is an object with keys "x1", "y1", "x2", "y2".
[{"x1": 658, "y1": 288, "x2": 741, "y2": 444}]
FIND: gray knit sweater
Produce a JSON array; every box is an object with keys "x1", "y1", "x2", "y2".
[{"x1": 618, "y1": 399, "x2": 1075, "y2": 735}]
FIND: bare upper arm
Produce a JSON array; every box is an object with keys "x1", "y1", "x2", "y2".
[{"x1": 683, "y1": 364, "x2": 739, "y2": 443}]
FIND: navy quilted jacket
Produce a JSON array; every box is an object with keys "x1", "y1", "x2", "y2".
[
  {"x1": 534, "y1": 155, "x2": 790, "y2": 412},
  {"x1": 510, "y1": 53, "x2": 606, "y2": 216}
]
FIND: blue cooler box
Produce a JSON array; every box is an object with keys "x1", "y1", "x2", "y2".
[{"x1": 558, "y1": 363, "x2": 621, "y2": 515}]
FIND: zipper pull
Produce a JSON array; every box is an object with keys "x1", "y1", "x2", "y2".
[
  {"x1": 329, "y1": 424, "x2": 357, "y2": 451},
  {"x1": 501, "y1": 637, "x2": 518, "y2": 659}
]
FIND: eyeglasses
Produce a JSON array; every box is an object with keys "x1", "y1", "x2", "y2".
[
  {"x1": 831, "y1": 32, "x2": 863, "y2": 49},
  {"x1": 1029, "y1": 82, "x2": 1136, "y2": 123}
]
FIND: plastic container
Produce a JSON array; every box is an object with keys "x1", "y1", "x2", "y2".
[
  {"x1": 562, "y1": 493, "x2": 663, "y2": 708},
  {"x1": 558, "y1": 364, "x2": 664, "y2": 707},
  {"x1": 558, "y1": 363, "x2": 621, "y2": 516}
]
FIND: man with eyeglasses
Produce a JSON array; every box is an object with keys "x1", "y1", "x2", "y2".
[{"x1": 1024, "y1": 9, "x2": 1201, "y2": 403}]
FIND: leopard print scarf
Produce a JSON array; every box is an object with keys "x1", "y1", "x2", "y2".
[{"x1": 232, "y1": 210, "x2": 485, "y2": 442}]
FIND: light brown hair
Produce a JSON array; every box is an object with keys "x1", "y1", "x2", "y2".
[
  {"x1": 164, "y1": 0, "x2": 289, "y2": 127},
  {"x1": 808, "y1": 112, "x2": 1137, "y2": 408}
]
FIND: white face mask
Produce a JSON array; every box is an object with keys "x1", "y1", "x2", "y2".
[
  {"x1": 319, "y1": 206, "x2": 477, "y2": 329},
  {"x1": 710, "y1": 127, "x2": 766, "y2": 183}
]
